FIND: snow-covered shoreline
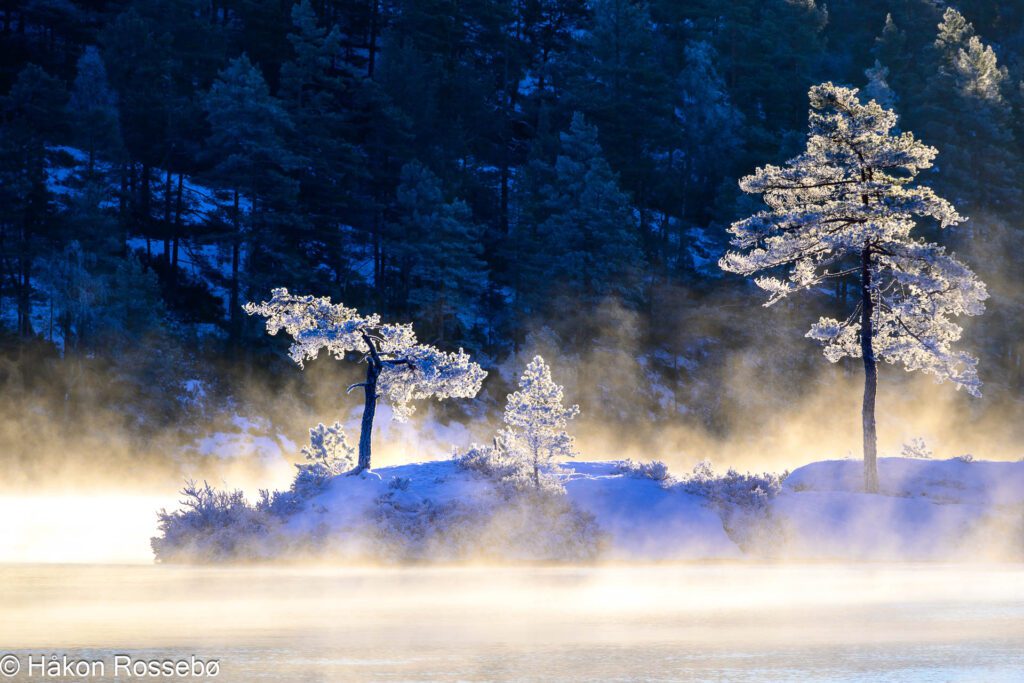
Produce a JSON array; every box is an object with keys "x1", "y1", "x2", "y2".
[{"x1": 153, "y1": 456, "x2": 1024, "y2": 564}]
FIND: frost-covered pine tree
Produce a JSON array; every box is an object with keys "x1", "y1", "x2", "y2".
[
  {"x1": 245, "y1": 289, "x2": 487, "y2": 472},
  {"x1": 925, "y1": 9, "x2": 1020, "y2": 212},
  {"x1": 499, "y1": 356, "x2": 580, "y2": 489},
  {"x1": 863, "y1": 60, "x2": 896, "y2": 112},
  {"x1": 719, "y1": 83, "x2": 987, "y2": 493}
]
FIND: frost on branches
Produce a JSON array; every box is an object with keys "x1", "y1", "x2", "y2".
[
  {"x1": 245, "y1": 288, "x2": 487, "y2": 471},
  {"x1": 719, "y1": 83, "x2": 987, "y2": 492},
  {"x1": 498, "y1": 355, "x2": 580, "y2": 489},
  {"x1": 293, "y1": 422, "x2": 353, "y2": 498}
]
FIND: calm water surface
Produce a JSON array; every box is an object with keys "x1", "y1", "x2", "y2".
[{"x1": 0, "y1": 563, "x2": 1021, "y2": 681}]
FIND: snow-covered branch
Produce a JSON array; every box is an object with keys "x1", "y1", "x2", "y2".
[{"x1": 720, "y1": 83, "x2": 986, "y2": 394}]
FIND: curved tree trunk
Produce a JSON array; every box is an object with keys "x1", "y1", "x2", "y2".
[
  {"x1": 356, "y1": 362, "x2": 379, "y2": 473},
  {"x1": 351, "y1": 332, "x2": 386, "y2": 475},
  {"x1": 860, "y1": 246, "x2": 879, "y2": 493}
]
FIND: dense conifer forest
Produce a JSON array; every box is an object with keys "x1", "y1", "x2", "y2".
[{"x1": 2, "y1": 1, "x2": 1023, "y2": 475}]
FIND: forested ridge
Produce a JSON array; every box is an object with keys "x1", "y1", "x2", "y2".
[{"x1": 2, "y1": 0, "x2": 1024, "y2": 465}]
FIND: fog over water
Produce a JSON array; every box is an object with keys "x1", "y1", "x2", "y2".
[{"x1": 1, "y1": 564, "x2": 1021, "y2": 681}]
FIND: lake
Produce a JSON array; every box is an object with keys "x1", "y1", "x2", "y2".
[{"x1": 0, "y1": 563, "x2": 1021, "y2": 681}]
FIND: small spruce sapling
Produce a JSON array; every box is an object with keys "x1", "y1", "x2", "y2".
[
  {"x1": 292, "y1": 422, "x2": 353, "y2": 497},
  {"x1": 245, "y1": 289, "x2": 487, "y2": 472},
  {"x1": 499, "y1": 356, "x2": 580, "y2": 489}
]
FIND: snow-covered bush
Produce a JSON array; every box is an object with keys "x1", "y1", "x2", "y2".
[
  {"x1": 155, "y1": 423, "x2": 356, "y2": 559},
  {"x1": 256, "y1": 422, "x2": 355, "y2": 516},
  {"x1": 901, "y1": 437, "x2": 934, "y2": 459},
  {"x1": 293, "y1": 422, "x2": 353, "y2": 497},
  {"x1": 455, "y1": 443, "x2": 564, "y2": 495},
  {"x1": 388, "y1": 475, "x2": 411, "y2": 491},
  {"x1": 613, "y1": 459, "x2": 673, "y2": 483},
  {"x1": 681, "y1": 459, "x2": 786, "y2": 554},
  {"x1": 455, "y1": 443, "x2": 536, "y2": 493},
  {"x1": 369, "y1": 495, "x2": 474, "y2": 561},
  {"x1": 158, "y1": 434, "x2": 603, "y2": 562},
  {"x1": 499, "y1": 355, "x2": 580, "y2": 489},
  {"x1": 471, "y1": 492, "x2": 603, "y2": 561},
  {"x1": 152, "y1": 481, "x2": 276, "y2": 562},
  {"x1": 682, "y1": 459, "x2": 784, "y2": 512}
]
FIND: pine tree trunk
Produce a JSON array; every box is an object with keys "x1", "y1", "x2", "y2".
[
  {"x1": 141, "y1": 163, "x2": 151, "y2": 226},
  {"x1": 229, "y1": 189, "x2": 241, "y2": 343},
  {"x1": 860, "y1": 246, "x2": 879, "y2": 493},
  {"x1": 163, "y1": 168, "x2": 172, "y2": 265},
  {"x1": 532, "y1": 445, "x2": 540, "y2": 489},
  {"x1": 367, "y1": 0, "x2": 379, "y2": 78},
  {"x1": 17, "y1": 254, "x2": 31, "y2": 337},
  {"x1": 119, "y1": 162, "x2": 129, "y2": 255},
  {"x1": 171, "y1": 173, "x2": 183, "y2": 291},
  {"x1": 356, "y1": 362, "x2": 379, "y2": 472},
  {"x1": 372, "y1": 210, "x2": 382, "y2": 310},
  {"x1": 17, "y1": 194, "x2": 33, "y2": 338}
]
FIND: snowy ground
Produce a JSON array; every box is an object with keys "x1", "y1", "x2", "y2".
[
  {"x1": 234, "y1": 456, "x2": 1023, "y2": 563},
  {"x1": 280, "y1": 460, "x2": 740, "y2": 561},
  {"x1": 777, "y1": 458, "x2": 1024, "y2": 560},
  {"x1": 562, "y1": 462, "x2": 740, "y2": 559}
]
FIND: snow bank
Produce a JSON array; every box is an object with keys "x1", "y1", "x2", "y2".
[
  {"x1": 286, "y1": 460, "x2": 498, "y2": 543},
  {"x1": 564, "y1": 462, "x2": 740, "y2": 560},
  {"x1": 282, "y1": 460, "x2": 740, "y2": 561},
  {"x1": 785, "y1": 457, "x2": 1024, "y2": 506},
  {"x1": 153, "y1": 459, "x2": 744, "y2": 562},
  {"x1": 775, "y1": 458, "x2": 1024, "y2": 560}
]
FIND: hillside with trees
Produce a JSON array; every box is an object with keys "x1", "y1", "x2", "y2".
[{"x1": 2, "y1": 1, "x2": 1024, "y2": 478}]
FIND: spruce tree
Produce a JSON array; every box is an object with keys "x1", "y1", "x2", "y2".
[
  {"x1": 863, "y1": 60, "x2": 897, "y2": 112},
  {"x1": 672, "y1": 40, "x2": 744, "y2": 235},
  {"x1": 279, "y1": 1, "x2": 368, "y2": 289},
  {"x1": 499, "y1": 355, "x2": 580, "y2": 489},
  {"x1": 523, "y1": 113, "x2": 645, "y2": 339},
  {"x1": 390, "y1": 162, "x2": 486, "y2": 345},
  {"x1": 203, "y1": 54, "x2": 299, "y2": 341},
  {"x1": 100, "y1": 9, "x2": 173, "y2": 174},
  {"x1": 566, "y1": 0, "x2": 672, "y2": 223},
  {"x1": 921, "y1": 9, "x2": 1021, "y2": 213},
  {"x1": 68, "y1": 46, "x2": 122, "y2": 176}
]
